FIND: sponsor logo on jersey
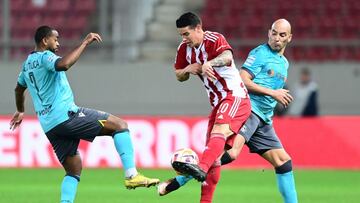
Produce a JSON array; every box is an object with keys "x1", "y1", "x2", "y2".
[{"x1": 267, "y1": 69, "x2": 275, "y2": 76}]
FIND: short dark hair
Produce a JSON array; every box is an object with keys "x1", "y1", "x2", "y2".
[
  {"x1": 176, "y1": 12, "x2": 201, "y2": 29},
  {"x1": 34, "y1": 25, "x2": 54, "y2": 44}
]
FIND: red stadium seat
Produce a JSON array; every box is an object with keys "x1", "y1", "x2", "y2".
[
  {"x1": 242, "y1": 17, "x2": 266, "y2": 39},
  {"x1": 42, "y1": 15, "x2": 66, "y2": 28},
  {"x1": 8, "y1": 0, "x2": 97, "y2": 59},
  {"x1": 339, "y1": 17, "x2": 358, "y2": 39},
  {"x1": 7, "y1": 0, "x2": 360, "y2": 61},
  {"x1": 235, "y1": 46, "x2": 254, "y2": 61},
  {"x1": 316, "y1": 16, "x2": 340, "y2": 39},
  {"x1": 229, "y1": 0, "x2": 247, "y2": 14},
  {"x1": 201, "y1": 12, "x2": 224, "y2": 32},
  {"x1": 292, "y1": 17, "x2": 311, "y2": 39},
  {"x1": 48, "y1": 0, "x2": 71, "y2": 14},
  {"x1": 10, "y1": 0, "x2": 28, "y2": 15},
  {"x1": 201, "y1": 0, "x2": 360, "y2": 60},
  {"x1": 205, "y1": 0, "x2": 226, "y2": 13},
  {"x1": 354, "y1": 47, "x2": 360, "y2": 60},
  {"x1": 74, "y1": 0, "x2": 96, "y2": 15},
  {"x1": 291, "y1": 46, "x2": 307, "y2": 61},
  {"x1": 327, "y1": 47, "x2": 342, "y2": 60}
]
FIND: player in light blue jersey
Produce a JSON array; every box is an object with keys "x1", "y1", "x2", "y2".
[
  {"x1": 10, "y1": 26, "x2": 159, "y2": 203},
  {"x1": 242, "y1": 44, "x2": 290, "y2": 124},
  {"x1": 158, "y1": 19, "x2": 298, "y2": 203},
  {"x1": 237, "y1": 19, "x2": 297, "y2": 203}
]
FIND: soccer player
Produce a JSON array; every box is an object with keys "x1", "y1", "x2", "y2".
[
  {"x1": 9, "y1": 26, "x2": 159, "y2": 203},
  {"x1": 169, "y1": 12, "x2": 251, "y2": 202},
  {"x1": 159, "y1": 19, "x2": 298, "y2": 203}
]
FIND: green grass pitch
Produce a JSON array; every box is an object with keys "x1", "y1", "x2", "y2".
[{"x1": 0, "y1": 168, "x2": 359, "y2": 203}]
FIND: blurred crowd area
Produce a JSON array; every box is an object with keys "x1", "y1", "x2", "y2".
[{"x1": 0, "y1": 0, "x2": 359, "y2": 116}]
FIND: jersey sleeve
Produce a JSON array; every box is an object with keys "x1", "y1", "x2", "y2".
[
  {"x1": 41, "y1": 51, "x2": 61, "y2": 72},
  {"x1": 213, "y1": 34, "x2": 232, "y2": 55},
  {"x1": 242, "y1": 48, "x2": 265, "y2": 78},
  {"x1": 174, "y1": 42, "x2": 189, "y2": 69},
  {"x1": 17, "y1": 71, "x2": 27, "y2": 87}
]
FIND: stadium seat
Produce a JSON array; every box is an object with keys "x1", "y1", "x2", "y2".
[
  {"x1": 291, "y1": 46, "x2": 307, "y2": 61},
  {"x1": 236, "y1": 46, "x2": 254, "y2": 61},
  {"x1": 339, "y1": 17, "x2": 359, "y2": 39},
  {"x1": 201, "y1": 0, "x2": 360, "y2": 61},
  {"x1": 316, "y1": 16, "x2": 340, "y2": 39},
  {"x1": 48, "y1": 0, "x2": 71, "y2": 14},
  {"x1": 10, "y1": 0, "x2": 28, "y2": 15},
  {"x1": 74, "y1": 0, "x2": 96, "y2": 15},
  {"x1": 8, "y1": 0, "x2": 97, "y2": 58},
  {"x1": 327, "y1": 47, "x2": 342, "y2": 60},
  {"x1": 42, "y1": 15, "x2": 66, "y2": 28}
]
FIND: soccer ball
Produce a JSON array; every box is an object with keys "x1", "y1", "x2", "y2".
[{"x1": 171, "y1": 148, "x2": 199, "y2": 174}]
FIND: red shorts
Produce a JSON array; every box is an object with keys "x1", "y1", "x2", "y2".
[{"x1": 206, "y1": 96, "x2": 251, "y2": 149}]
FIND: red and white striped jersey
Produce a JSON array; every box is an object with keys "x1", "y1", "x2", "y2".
[{"x1": 174, "y1": 31, "x2": 248, "y2": 107}]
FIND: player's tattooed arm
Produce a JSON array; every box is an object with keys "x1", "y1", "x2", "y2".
[
  {"x1": 207, "y1": 50, "x2": 233, "y2": 67},
  {"x1": 202, "y1": 50, "x2": 233, "y2": 81}
]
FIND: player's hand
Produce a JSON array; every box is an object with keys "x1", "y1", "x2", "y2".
[
  {"x1": 9, "y1": 111, "x2": 24, "y2": 131},
  {"x1": 82, "y1": 33, "x2": 102, "y2": 45},
  {"x1": 185, "y1": 63, "x2": 202, "y2": 75},
  {"x1": 271, "y1": 89, "x2": 293, "y2": 108},
  {"x1": 202, "y1": 62, "x2": 217, "y2": 81}
]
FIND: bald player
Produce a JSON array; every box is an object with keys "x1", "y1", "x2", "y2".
[{"x1": 158, "y1": 19, "x2": 298, "y2": 203}]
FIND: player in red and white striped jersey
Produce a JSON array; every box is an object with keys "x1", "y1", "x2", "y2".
[
  {"x1": 174, "y1": 24, "x2": 248, "y2": 107},
  {"x1": 169, "y1": 12, "x2": 251, "y2": 203}
]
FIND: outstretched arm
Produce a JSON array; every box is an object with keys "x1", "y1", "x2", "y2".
[
  {"x1": 56, "y1": 33, "x2": 102, "y2": 71},
  {"x1": 202, "y1": 50, "x2": 233, "y2": 81},
  {"x1": 240, "y1": 69, "x2": 293, "y2": 107},
  {"x1": 10, "y1": 84, "x2": 27, "y2": 130}
]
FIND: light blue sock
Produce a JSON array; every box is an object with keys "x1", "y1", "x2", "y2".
[
  {"x1": 276, "y1": 171, "x2": 298, "y2": 203},
  {"x1": 113, "y1": 130, "x2": 135, "y2": 171},
  {"x1": 175, "y1": 175, "x2": 193, "y2": 186},
  {"x1": 60, "y1": 175, "x2": 79, "y2": 203}
]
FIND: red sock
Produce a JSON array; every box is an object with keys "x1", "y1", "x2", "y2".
[
  {"x1": 199, "y1": 133, "x2": 226, "y2": 172},
  {"x1": 200, "y1": 165, "x2": 221, "y2": 203}
]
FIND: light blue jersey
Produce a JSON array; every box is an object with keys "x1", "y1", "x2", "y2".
[
  {"x1": 17, "y1": 50, "x2": 78, "y2": 132},
  {"x1": 242, "y1": 44, "x2": 289, "y2": 124}
]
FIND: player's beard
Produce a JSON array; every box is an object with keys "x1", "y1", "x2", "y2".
[
  {"x1": 271, "y1": 43, "x2": 285, "y2": 52},
  {"x1": 49, "y1": 47, "x2": 58, "y2": 53}
]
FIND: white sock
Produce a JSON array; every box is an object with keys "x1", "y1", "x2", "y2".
[{"x1": 125, "y1": 167, "x2": 138, "y2": 179}]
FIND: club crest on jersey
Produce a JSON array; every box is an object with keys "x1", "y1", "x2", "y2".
[
  {"x1": 267, "y1": 69, "x2": 275, "y2": 76},
  {"x1": 268, "y1": 69, "x2": 287, "y2": 82}
]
